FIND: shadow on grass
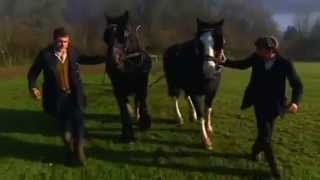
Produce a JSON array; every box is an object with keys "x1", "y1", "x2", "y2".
[
  {"x1": 85, "y1": 113, "x2": 184, "y2": 125},
  {"x1": 0, "y1": 135, "x2": 65, "y2": 165},
  {"x1": 0, "y1": 108, "x2": 57, "y2": 136},
  {"x1": 90, "y1": 145, "x2": 271, "y2": 178},
  {"x1": 0, "y1": 108, "x2": 271, "y2": 177}
]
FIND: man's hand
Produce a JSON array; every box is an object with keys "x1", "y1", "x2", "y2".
[
  {"x1": 215, "y1": 50, "x2": 227, "y2": 64},
  {"x1": 288, "y1": 103, "x2": 299, "y2": 113},
  {"x1": 31, "y1": 88, "x2": 42, "y2": 100}
]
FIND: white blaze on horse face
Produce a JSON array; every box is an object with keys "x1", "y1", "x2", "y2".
[
  {"x1": 200, "y1": 32, "x2": 214, "y2": 57},
  {"x1": 200, "y1": 32, "x2": 217, "y2": 78}
]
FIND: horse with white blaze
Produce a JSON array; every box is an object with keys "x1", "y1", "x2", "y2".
[{"x1": 163, "y1": 18, "x2": 226, "y2": 150}]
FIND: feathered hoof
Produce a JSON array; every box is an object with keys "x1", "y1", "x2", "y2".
[
  {"x1": 176, "y1": 118, "x2": 184, "y2": 126},
  {"x1": 201, "y1": 137, "x2": 213, "y2": 151},
  {"x1": 176, "y1": 122, "x2": 184, "y2": 127},
  {"x1": 138, "y1": 114, "x2": 151, "y2": 131},
  {"x1": 206, "y1": 144, "x2": 213, "y2": 151},
  {"x1": 206, "y1": 128, "x2": 213, "y2": 139}
]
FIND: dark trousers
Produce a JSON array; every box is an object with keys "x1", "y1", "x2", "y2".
[
  {"x1": 254, "y1": 104, "x2": 278, "y2": 144},
  {"x1": 252, "y1": 103, "x2": 279, "y2": 170},
  {"x1": 56, "y1": 92, "x2": 85, "y2": 142}
]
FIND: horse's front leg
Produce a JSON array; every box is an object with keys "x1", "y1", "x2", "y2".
[
  {"x1": 135, "y1": 76, "x2": 151, "y2": 131},
  {"x1": 190, "y1": 95, "x2": 212, "y2": 150},
  {"x1": 136, "y1": 94, "x2": 151, "y2": 131},
  {"x1": 205, "y1": 107, "x2": 213, "y2": 140},
  {"x1": 115, "y1": 94, "x2": 135, "y2": 142}
]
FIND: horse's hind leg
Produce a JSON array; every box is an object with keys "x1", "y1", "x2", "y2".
[
  {"x1": 186, "y1": 95, "x2": 197, "y2": 122},
  {"x1": 174, "y1": 96, "x2": 184, "y2": 125}
]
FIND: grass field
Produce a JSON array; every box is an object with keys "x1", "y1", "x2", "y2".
[{"x1": 0, "y1": 62, "x2": 319, "y2": 180}]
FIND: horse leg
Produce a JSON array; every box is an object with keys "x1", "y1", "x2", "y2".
[
  {"x1": 134, "y1": 96, "x2": 140, "y2": 120},
  {"x1": 204, "y1": 74, "x2": 221, "y2": 148},
  {"x1": 205, "y1": 107, "x2": 213, "y2": 139},
  {"x1": 125, "y1": 97, "x2": 135, "y2": 119},
  {"x1": 186, "y1": 95, "x2": 197, "y2": 122},
  {"x1": 174, "y1": 96, "x2": 184, "y2": 125},
  {"x1": 136, "y1": 74, "x2": 151, "y2": 130},
  {"x1": 190, "y1": 95, "x2": 212, "y2": 150},
  {"x1": 115, "y1": 94, "x2": 135, "y2": 142},
  {"x1": 136, "y1": 94, "x2": 151, "y2": 131}
]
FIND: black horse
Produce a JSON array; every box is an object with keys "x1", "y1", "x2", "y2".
[
  {"x1": 163, "y1": 19, "x2": 226, "y2": 150},
  {"x1": 103, "y1": 11, "x2": 152, "y2": 143}
]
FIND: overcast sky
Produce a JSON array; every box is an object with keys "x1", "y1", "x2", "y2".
[
  {"x1": 262, "y1": 0, "x2": 320, "y2": 13},
  {"x1": 262, "y1": 0, "x2": 320, "y2": 31}
]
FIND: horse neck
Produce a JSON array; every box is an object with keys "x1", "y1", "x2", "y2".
[{"x1": 126, "y1": 31, "x2": 143, "y2": 53}]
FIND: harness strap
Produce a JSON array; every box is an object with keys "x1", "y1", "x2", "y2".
[{"x1": 125, "y1": 52, "x2": 142, "y2": 59}]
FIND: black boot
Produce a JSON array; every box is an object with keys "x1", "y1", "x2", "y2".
[
  {"x1": 251, "y1": 140, "x2": 263, "y2": 161},
  {"x1": 263, "y1": 144, "x2": 280, "y2": 178}
]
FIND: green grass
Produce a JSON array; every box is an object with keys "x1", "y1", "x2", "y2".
[{"x1": 0, "y1": 62, "x2": 319, "y2": 180}]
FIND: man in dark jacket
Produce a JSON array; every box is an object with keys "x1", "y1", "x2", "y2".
[
  {"x1": 28, "y1": 27, "x2": 104, "y2": 166},
  {"x1": 222, "y1": 36, "x2": 303, "y2": 177}
]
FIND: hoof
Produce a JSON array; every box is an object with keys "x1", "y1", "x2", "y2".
[
  {"x1": 206, "y1": 144, "x2": 213, "y2": 151},
  {"x1": 177, "y1": 121, "x2": 184, "y2": 126},
  {"x1": 251, "y1": 152, "x2": 263, "y2": 162},
  {"x1": 201, "y1": 137, "x2": 213, "y2": 150},
  {"x1": 138, "y1": 115, "x2": 151, "y2": 131},
  {"x1": 176, "y1": 118, "x2": 184, "y2": 126}
]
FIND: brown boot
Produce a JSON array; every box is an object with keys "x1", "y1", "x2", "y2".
[
  {"x1": 63, "y1": 131, "x2": 74, "y2": 165},
  {"x1": 74, "y1": 139, "x2": 87, "y2": 166}
]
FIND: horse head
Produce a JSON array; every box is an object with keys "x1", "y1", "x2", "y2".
[
  {"x1": 196, "y1": 18, "x2": 226, "y2": 77},
  {"x1": 104, "y1": 11, "x2": 144, "y2": 71},
  {"x1": 196, "y1": 18, "x2": 225, "y2": 62}
]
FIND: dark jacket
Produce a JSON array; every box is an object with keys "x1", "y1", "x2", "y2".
[
  {"x1": 27, "y1": 45, "x2": 104, "y2": 116},
  {"x1": 224, "y1": 53, "x2": 303, "y2": 114}
]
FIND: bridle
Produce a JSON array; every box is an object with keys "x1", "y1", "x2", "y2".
[
  {"x1": 106, "y1": 23, "x2": 146, "y2": 69},
  {"x1": 198, "y1": 30, "x2": 226, "y2": 63}
]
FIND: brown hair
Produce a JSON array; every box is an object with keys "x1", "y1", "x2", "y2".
[{"x1": 53, "y1": 27, "x2": 69, "y2": 40}]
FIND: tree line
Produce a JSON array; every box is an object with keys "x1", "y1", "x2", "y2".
[
  {"x1": 283, "y1": 14, "x2": 320, "y2": 61},
  {"x1": 2, "y1": 0, "x2": 316, "y2": 66}
]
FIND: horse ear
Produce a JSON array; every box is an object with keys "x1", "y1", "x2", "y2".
[
  {"x1": 123, "y1": 10, "x2": 129, "y2": 24},
  {"x1": 105, "y1": 13, "x2": 109, "y2": 25},
  {"x1": 124, "y1": 10, "x2": 129, "y2": 19},
  {"x1": 196, "y1": 18, "x2": 203, "y2": 25},
  {"x1": 218, "y1": 19, "x2": 224, "y2": 26}
]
